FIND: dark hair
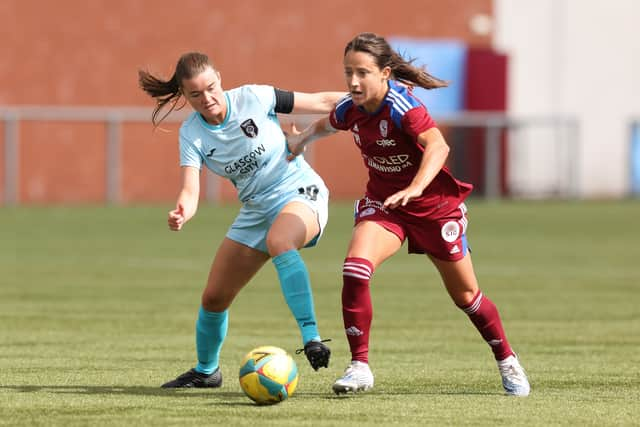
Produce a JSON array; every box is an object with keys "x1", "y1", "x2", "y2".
[
  {"x1": 138, "y1": 52, "x2": 214, "y2": 126},
  {"x1": 344, "y1": 32, "x2": 448, "y2": 90}
]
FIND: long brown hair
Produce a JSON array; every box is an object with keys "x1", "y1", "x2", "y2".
[
  {"x1": 138, "y1": 52, "x2": 213, "y2": 126},
  {"x1": 344, "y1": 32, "x2": 448, "y2": 90}
]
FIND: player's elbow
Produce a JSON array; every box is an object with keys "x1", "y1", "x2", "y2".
[{"x1": 438, "y1": 140, "x2": 450, "y2": 160}]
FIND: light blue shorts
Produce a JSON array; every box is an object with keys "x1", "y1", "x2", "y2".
[{"x1": 226, "y1": 175, "x2": 329, "y2": 253}]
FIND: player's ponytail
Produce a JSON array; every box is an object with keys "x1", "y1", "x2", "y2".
[
  {"x1": 138, "y1": 52, "x2": 213, "y2": 127},
  {"x1": 138, "y1": 70, "x2": 182, "y2": 126},
  {"x1": 388, "y1": 50, "x2": 448, "y2": 90},
  {"x1": 344, "y1": 32, "x2": 448, "y2": 90}
]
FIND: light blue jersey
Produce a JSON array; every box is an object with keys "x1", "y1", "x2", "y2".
[
  {"x1": 180, "y1": 85, "x2": 314, "y2": 203},
  {"x1": 179, "y1": 84, "x2": 329, "y2": 252}
]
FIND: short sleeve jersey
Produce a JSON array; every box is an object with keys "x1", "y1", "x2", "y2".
[
  {"x1": 179, "y1": 85, "x2": 312, "y2": 202},
  {"x1": 330, "y1": 80, "x2": 471, "y2": 203}
]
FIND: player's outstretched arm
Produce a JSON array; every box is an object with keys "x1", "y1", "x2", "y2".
[
  {"x1": 285, "y1": 117, "x2": 337, "y2": 161},
  {"x1": 291, "y1": 92, "x2": 346, "y2": 114},
  {"x1": 168, "y1": 166, "x2": 200, "y2": 231}
]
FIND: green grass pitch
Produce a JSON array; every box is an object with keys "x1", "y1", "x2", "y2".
[{"x1": 1, "y1": 200, "x2": 638, "y2": 426}]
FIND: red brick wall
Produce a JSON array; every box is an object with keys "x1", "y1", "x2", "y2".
[{"x1": 1, "y1": 0, "x2": 492, "y2": 204}]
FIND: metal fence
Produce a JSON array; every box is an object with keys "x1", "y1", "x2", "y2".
[
  {"x1": 437, "y1": 112, "x2": 580, "y2": 199},
  {"x1": 1, "y1": 106, "x2": 188, "y2": 205},
  {"x1": 1, "y1": 106, "x2": 580, "y2": 205}
]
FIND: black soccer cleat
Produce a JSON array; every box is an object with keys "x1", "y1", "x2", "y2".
[
  {"x1": 296, "y1": 339, "x2": 331, "y2": 371},
  {"x1": 161, "y1": 367, "x2": 223, "y2": 388}
]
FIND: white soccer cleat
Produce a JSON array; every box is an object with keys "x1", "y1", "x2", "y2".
[
  {"x1": 332, "y1": 361, "x2": 374, "y2": 394},
  {"x1": 498, "y1": 355, "x2": 530, "y2": 397}
]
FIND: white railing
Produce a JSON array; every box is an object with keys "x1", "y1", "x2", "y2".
[
  {"x1": 1, "y1": 106, "x2": 188, "y2": 205},
  {"x1": 1, "y1": 106, "x2": 580, "y2": 205}
]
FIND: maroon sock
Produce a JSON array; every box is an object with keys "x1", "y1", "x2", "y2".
[
  {"x1": 461, "y1": 291, "x2": 514, "y2": 361},
  {"x1": 341, "y1": 257, "x2": 374, "y2": 364}
]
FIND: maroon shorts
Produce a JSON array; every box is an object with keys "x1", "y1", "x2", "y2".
[{"x1": 353, "y1": 195, "x2": 470, "y2": 261}]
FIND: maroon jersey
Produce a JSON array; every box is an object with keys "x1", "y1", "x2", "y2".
[{"x1": 330, "y1": 80, "x2": 472, "y2": 212}]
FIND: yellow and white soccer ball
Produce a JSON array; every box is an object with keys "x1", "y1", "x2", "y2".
[{"x1": 238, "y1": 346, "x2": 299, "y2": 405}]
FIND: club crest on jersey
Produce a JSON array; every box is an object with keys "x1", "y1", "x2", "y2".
[
  {"x1": 379, "y1": 120, "x2": 388, "y2": 137},
  {"x1": 240, "y1": 118, "x2": 258, "y2": 138},
  {"x1": 376, "y1": 120, "x2": 395, "y2": 147}
]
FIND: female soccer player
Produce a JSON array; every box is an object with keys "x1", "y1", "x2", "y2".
[
  {"x1": 286, "y1": 33, "x2": 530, "y2": 397},
  {"x1": 139, "y1": 52, "x2": 343, "y2": 388}
]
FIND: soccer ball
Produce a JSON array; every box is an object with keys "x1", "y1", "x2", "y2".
[{"x1": 238, "y1": 346, "x2": 298, "y2": 405}]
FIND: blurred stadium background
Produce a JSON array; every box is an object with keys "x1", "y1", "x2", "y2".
[{"x1": 2, "y1": 0, "x2": 639, "y2": 205}]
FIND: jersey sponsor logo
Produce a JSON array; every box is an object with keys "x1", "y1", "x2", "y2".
[
  {"x1": 224, "y1": 144, "x2": 266, "y2": 174},
  {"x1": 379, "y1": 119, "x2": 388, "y2": 137},
  {"x1": 373, "y1": 154, "x2": 410, "y2": 165},
  {"x1": 441, "y1": 221, "x2": 460, "y2": 243},
  {"x1": 367, "y1": 159, "x2": 401, "y2": 172},
  {"x1": 376, "y1": 138, "x2": 396, "y2": 147},
  {"x1": 240, "y1": 118, "x2": 258, "y2": 138},
  {"x1": 366, "y1": 154, "x2": 413, "y2": 173}
]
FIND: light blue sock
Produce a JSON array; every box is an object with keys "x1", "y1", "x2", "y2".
[
  {"x1": 272, "y1": 250, "x2": 321, "y2": 345},
  {"x1": 195, "y1": 306, "x2": 228, "y2": 374}
]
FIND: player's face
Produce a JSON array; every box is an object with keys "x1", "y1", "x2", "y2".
[
  {"x1": 343, "y1": 50, "x2": 391, "y2": 112},
  {"x1": 182, "y1": 67, "x2": 227, "y2": 125}
]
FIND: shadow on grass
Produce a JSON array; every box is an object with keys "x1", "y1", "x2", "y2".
[
  {"x1": 0, "y1": 385, "x2": 503, "y2": 403},
  {"x1": 327, "y1": 390, "x2": 502, "y2": 398},
  {"x1": 0, "y1": 385, "x2": 245, "y2": 400}
]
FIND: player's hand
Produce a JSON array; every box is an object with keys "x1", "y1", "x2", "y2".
[
  {"x1": 283, "y1": 123, "x2": 306, "y2": 161},
  {"x1": 383, "y1": 185, "x2": 423, "y2": 209},
  {"x1": 168, "y1": 203, "x2": 185, "y2": 231}
]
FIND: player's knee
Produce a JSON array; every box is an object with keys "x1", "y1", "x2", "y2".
[
  {"x1": 453, "y1": 289, "x2": 479, "y2": 309},
  {"x1": 201, "y1": 291, "x2": 231, "y2": 312},
  {"x1": 265, "y1": 234, "x2": 296, "y2": 257}
]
